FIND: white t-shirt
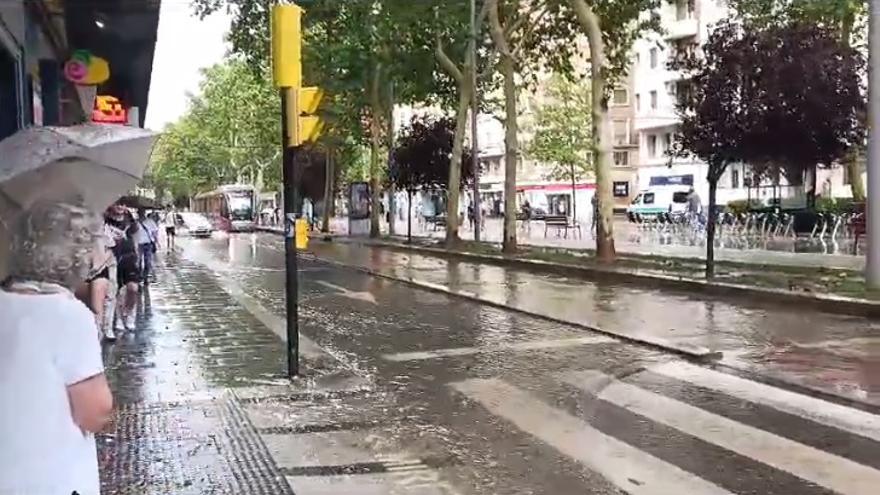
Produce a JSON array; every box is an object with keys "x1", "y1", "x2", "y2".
[
  {"x1": 0, "y1": 289, "x2": 104, "y2": 495},
  {"x1": 133, "y1": 218, "x2": 158, "y2": 246}
]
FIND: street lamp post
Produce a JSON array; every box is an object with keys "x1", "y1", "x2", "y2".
[
  {"x1": 868, "y1": 0, "x2": 880, "y2": 287},
  {"x1": 470, "y1": 0, "x2": 482, "y2": 241}
]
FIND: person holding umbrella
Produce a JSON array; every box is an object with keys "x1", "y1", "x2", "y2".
[{"x1": 0, "y1": 201, "x2": 113, "y2": 495}]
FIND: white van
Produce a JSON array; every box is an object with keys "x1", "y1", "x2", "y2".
[{"x1": 626, "y1": 186, "x2": 692, "y2": 221}]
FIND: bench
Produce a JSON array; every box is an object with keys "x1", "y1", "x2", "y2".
[
  {"x1": 425, "y1": 215, "x2": 447, "y2": 231},
  {"x1": 543, "y1": 215, "x2": 581, "y2": 239}
]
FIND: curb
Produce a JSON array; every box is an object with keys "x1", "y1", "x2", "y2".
[
  {"x1": 300, "y1": 253, "x2": 722, "y2": 362},
  {"x1": 333, "y1": 237, "x2": 880, "y2": 319}
]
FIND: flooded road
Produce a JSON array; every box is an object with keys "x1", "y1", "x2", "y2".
[{"x1": 117, "y1": 232, "x2": 880, "y2": 494}]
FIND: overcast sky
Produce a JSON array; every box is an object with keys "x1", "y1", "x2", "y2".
[{"x1": 144, "y1": 2, "x2": 231, "y2": 131}]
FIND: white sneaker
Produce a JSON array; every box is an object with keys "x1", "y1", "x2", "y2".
[
  {"x1": 125, "y1": 313, "x2": 137, "y2": 331},
  {"x1": 115, "y1": 316, "x2": 126, "y2": 332},
  {"x1": 104, "y1": 326, "x2": 117, "y2": 342}
]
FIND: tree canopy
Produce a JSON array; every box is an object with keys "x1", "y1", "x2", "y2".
[
  {"x1": 526, "y1": 75, "x2": 593, "y2": 181},
  {"x1": 389, "y1": 116, "x2": 474, "y2": 192},
  {"x1": 149, "y1": 59, "x2": 280, "y2": 201}
]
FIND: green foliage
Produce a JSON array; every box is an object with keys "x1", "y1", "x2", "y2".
[
  {"x1": 533, "y1": 0, "x2": 662, "y2": 90},
  {"x1": 525, "y1": 74, "x2": 593, "y2": 182},
  {"x1": 815, "y1": 196, "x2": 857, "y2": 214},
  {"x1": 731, "y1": 0, "x2": 865, "y2": 44},
  {"x1": 149, "y1": 59, "x2": 281, "y2": 197}
]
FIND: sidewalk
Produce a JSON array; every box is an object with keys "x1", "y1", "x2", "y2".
[
  {"x1": 97, "y1": 252, "x2": 371, "y2": 494},
  {"x1": 305, "y1": 239, "x2": 880, "y2": 407},
  {"x1": 316, "y1": 216, "x2": 864, "y2": 271}
]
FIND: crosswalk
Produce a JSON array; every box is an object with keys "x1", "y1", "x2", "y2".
[{"x1": 451, "y1": 361, "x2": 880, "y2": 495}]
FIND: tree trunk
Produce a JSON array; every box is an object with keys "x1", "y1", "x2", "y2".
[
  {"x1": 446, "y1": 80, "x2": 472, "y2": 248},
  {"x1": 845, "y1": 149, "x2": 866, "y2": 201},
  {"x1": 706, "y1": 178, "x2": 718, "y2": 279},
  {"x1": 500, "y1": 55, "x2": 518, "y2": 254},
  {"x1": 407, "y1": 189, "x2": 413, "y2": 243},
  {"x1": 570, "y1": 163, "x2": 577, "y2": 223},
  {"x1": 488, "y1": 0, "x2": 517, "y2": 254},
  {"x1": 369, "y1": 65, "x2": 383, "y2": 238},
  {"x1": 387, "y1": 81, "x2": 397, "y2": 236},
  {"x1": 570, "y1": 0, "x2": 615, "y2": 262},
  {"x1": 322, "y1": 148, "x2": 333, "y2": 233}
]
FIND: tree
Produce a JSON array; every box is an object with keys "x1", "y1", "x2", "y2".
[
  {"x1": 390, "y1": 116, "x2": 475, "y2": 242},
  {"x1": 739, "y1": 22, "x2": 864, "y2": 208},
  {"x1": 670, "y1": 21, "x2": 756, "y2": 279},
  {"x1": 525, "y1": 0, "x2": 660, "y2": 262},
  {"x1": 194, "y1": 0, "x2": 440, "y2": 239},
  {"x1": 730, "y1": 0, "x2": 868, "y2": 200},
  {"x1": 671, "y1": 20, "x2": 865, "y2": 278},
  {"x1": 526, "y1": 74, "x2": 593, "y2": 222},
  {"x1": 149, "y1": 60, "x2": 281, "y2": 199}
]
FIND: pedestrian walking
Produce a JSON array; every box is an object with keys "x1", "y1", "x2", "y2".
[
  {"x1": 134, "y1": 207, "x2": 158, "y2": 283},
  {"x1": 520, "y1": 200, "x2": 532, "y2": 235},
  {"x1": 163, "y1": 208, "x2": 177, "y2": 250},
  {"x1": 0, "y1": 201, "x2": 113, "y2": 495},
  {"x1": 107, "y1": 205, "x2": 140, "y2": 331},
  {"x1": 686, "y1": 187, "x2": 704, "y2": 230},
  {"x1": 591, "y1": 194, "x2": 599, "y2": 238},
  {"x1": 75, "y1": 218, "x2": 119, "y2": 341}
]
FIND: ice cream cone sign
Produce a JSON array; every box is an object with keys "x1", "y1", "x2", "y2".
[{"x1": 64, "y1": 50, "x2": 110, "y2": 116}]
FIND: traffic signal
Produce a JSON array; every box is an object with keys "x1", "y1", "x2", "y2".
[
  {"x1": 272, "y1": 4, "x2": 323, "y2": 146},
  {"x1": 271, "y1": 4, "x2": 302, "y2": 89},
  {"x1": 295, "y1": 87, "x2": 324, "y2": 146}
]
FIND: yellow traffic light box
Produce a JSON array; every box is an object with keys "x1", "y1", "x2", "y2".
[{"x1": 271, "y1": 4, "x2": 302, "y2": 88}]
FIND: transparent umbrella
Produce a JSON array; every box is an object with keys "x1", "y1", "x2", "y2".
[{"x1": 0, "y1": 124, "x2": 157, "y2": 219}]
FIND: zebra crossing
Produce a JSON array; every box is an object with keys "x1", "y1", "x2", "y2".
[{"x1": 451, "y1": 361, "x2": 880, "y2": 495}]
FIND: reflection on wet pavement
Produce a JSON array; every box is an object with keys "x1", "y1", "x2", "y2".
[
  {"x1": 101, "y1": 234, "x2": 880, "y2": 495},
  {"x1": 293, "y1": 238, "x2": 880, "y2": 406}
]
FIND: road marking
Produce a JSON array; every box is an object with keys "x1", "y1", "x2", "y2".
[
  {"x1": 316, "y1": 281, "x2": 378, "y2": 305},
  {"x1": 651, "y1": 361, "x2": 880, "y2": 443},
  {"x1": 383, "y1": 336, "x2": 615, "y2": 362},
  {"x1": 451, "y1": 378, "x2": 733, "y2": 495},
  {"x1": 563, "y1": 370, "x2": 880, "y2": 495}
]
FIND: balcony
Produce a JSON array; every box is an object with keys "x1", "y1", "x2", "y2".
[{"x1": 665, "y1": 18, "x2": 699, "y2": 40}]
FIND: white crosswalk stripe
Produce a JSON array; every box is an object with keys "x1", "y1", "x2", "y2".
[
  {"x1": 650, "y1": 361, "x2": 880, "y2": 442},
  {"x1": 452, "y1": 364, "x2": 880, "y2": 495},
  {"x1": 562, "y1": 370, "x2": 880, "y2": 495},
  {"x1": 451, "y1": 378, "x2": 735, "y2": 495}
]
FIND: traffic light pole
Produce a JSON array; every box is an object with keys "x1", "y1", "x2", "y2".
[{"x1": 280, "y1": 86, "x2": 300, "y2": 377}]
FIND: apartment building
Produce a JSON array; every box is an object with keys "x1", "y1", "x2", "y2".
[{"x1": 631, "y1": 0, "x2": 858, "y2": 206}]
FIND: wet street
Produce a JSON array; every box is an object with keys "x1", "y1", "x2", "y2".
[{"x1": 99, "y1": 232, "x2": 880, "y2": 494}]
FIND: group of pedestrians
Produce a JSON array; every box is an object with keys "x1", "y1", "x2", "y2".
[
  {"x1": 79, "y1": 204, "x2": 164, "y2": 342},
  {"x1": 0, "y1": 198, "x2": 179, "y2": 494}
]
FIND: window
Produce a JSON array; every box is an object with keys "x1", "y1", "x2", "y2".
[
  {"x1": 665, "y1": 132, "x2": 673, "y2": 151},
  {"x1": 675, "y1": 80, "x2": 693, "y2": 107},
  {"x1": 665, "y1": 81, "x2": 676, "y2": 96},
  {"x1": 613, "y1": 151, "x2": 629, "y2": 167},
  {"x1": 672, "y1": 38, "x2": 697, "y2": 59},
  {"x1": 612, "y1": 88, "x2": 628, "y2": 105},
  {"x1": 0, "y1": 47, "x2": 20, "y2": 140},
  {"x1": 649, "y1": 48, "x2": 658, "y2": 68},
  {"x1": 613, "y1": 120, "x2": 628, "y2": 145},
  {"x1": 672, "y1": 192, "x2": 689, "y2": 203},
  {"x1": 650, "y1": 90, "x2": 658, "y2": 110},
  {"x1": 635, "y1": 93, "x2": 641, "y2": 111},
  {"x1": 731, "y1": 168, "x2": 740, "y2": 188},
  {"x1": 643, "y1": 192, "x2": 656, "y2": 204},
  {"x1": 676, "y1": 0, "x2": 695, "y2": 20},
  {"x1": 613, "y1": 181, "x2": 630, "y2": 197},
  {"x1": 648, "y1": 134, "x2": 658, "y2": 157}
]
